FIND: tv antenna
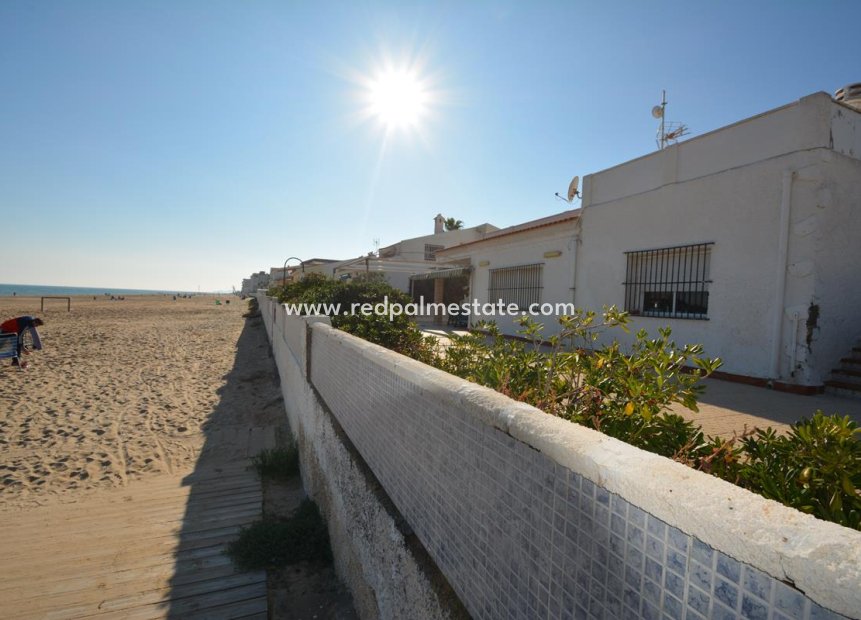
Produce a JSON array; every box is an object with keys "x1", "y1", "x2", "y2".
[
  {"x1": 653, "y1": 90, "x2": 689, "y2": 149},
  {"x1": 555, "y1": 175, "x2": 580, "y2": 203},
  {"x1": 372, "y1": 237, "x2": 380, "y2": 255}
]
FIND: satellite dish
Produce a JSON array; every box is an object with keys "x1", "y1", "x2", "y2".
[
  {"x1": 567, "y1": 176, "x2": 579, "y2": 202},
  {"x1": 651, "y1": 105, "x2": 664, "y2": 119}
]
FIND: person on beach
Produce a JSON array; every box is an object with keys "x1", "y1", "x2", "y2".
[{"x1": 0, "y1": 316, "x2": 44, "y2": 366}]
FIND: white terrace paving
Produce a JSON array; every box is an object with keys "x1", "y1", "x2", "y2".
[{"x1": 670, "y1": 377, "x2": 861, "y2": 439}]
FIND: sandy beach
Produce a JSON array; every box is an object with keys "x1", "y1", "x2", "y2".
[
  {"x1": 0, "y1": 294, "x2": 266, "y2": 507},
  {"x1": 0, "y1": 294, "x2": 309, "y2": 618}
]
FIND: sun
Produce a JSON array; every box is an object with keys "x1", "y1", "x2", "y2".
[{"x1": 365, "y1": 68, "x2": 429, "y2": 130}]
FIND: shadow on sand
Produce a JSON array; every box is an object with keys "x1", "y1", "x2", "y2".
[{"x1": 164, "y1": 313, "x2": 284, "y2": 619}]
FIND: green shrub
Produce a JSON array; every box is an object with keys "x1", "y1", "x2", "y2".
[
  {"x1": 252, "y1": 442, "x2": 300, "y2": 482},
  {"x1": 441, "y1": 309, "x2": 722, "y2": 462},
  {"x1": 272, "y1": 274, "x2": 438, "y2": 363},
  {"x1": 242, "y1": 297, "x2": 260, "y2": 318},
  {"x1": 736, "y1": 413, "x2": 861, "y2": 529},
  {"x1": 227, "y1": 499, "x2": 332, "y2": 570}
]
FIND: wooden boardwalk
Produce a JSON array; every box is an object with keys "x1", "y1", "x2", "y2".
[{"x1": 0, "y1": 457, "x2": 273, "y2": 619}]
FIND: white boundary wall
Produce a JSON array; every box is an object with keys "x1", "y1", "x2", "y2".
[
  {"x1": 258, "y1": 294, "x2": 466, "y2": 619},
  {"x1": 257, "y1": 293, "x2": 860, "y2": 620}
]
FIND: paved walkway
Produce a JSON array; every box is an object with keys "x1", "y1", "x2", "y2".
[{"x1": 671, "y1": 378, "x2": 861, "y2": 438}]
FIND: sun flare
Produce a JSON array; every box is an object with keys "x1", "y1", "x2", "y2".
[{"x1": 365, "y1": 68, "x2": 429, "y2": 130}]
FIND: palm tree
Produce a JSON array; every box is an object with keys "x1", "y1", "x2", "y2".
[{"x1": 444, "y1": 217, "x2": 464, "y2": 231}]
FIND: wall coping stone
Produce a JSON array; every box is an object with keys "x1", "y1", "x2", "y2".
[{"x1": 311, "y1": 321, "x2": 861, "y2": 617}]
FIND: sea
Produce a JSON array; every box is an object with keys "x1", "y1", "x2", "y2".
[{"x1": 0, "y1": 283, "x2": 199, "y2": 297}]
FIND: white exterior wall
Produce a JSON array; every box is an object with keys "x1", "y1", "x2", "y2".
[
  {"x1": 383, "y1": 270, "x2": 412, "y2": 293},
  {"x1": 381, "y1": 226, "x2": 497, "y2": 262},
  {"x1": 332, "y1": 263, "x2": 427, "y2": 293},
  {"x1": 807, "y1": 152, "x2": 861, "y2": 384},
  {"x1": 269, "y1": 266, "x2": 289, "y2": 285},
  {"x1": 443, "y1": 221, "x2": 578, "y2": 337},
  {"x1": 298, "y1": 262, "x2": 345, "y2": 280},
  {"x1": 576, "y1": 93, "x2": 861, "y2": 385}
]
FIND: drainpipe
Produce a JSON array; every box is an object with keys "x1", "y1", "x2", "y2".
[
  {"x1": 572, "y1": 179, "x2": 588, "y2": 307},
  {"x1": 571, "y1": 218, "x2": 581, "y2": 305},
  {"x1": 788, "y1": 310, "x2": 801, "y2": 377},
  {"x1": 769, "y1": 170, "x2": 794, "y2": 380}
]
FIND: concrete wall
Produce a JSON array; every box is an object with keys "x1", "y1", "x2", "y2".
[
  {"x1": 831, "y1": 103, "x2": 861, "y2": 159},
  {"x1": 808, "y1": 152, "x2": 861, "y2": 384},
  {"x1": 258, "y1": 294, "x2": 467, "y2": 620},
  {"x1": 577, "y1": 93, "x2": 861, "y2": 385},
  {"x1": 257, "y1": 292, "x2": 860, "y2": 620}
]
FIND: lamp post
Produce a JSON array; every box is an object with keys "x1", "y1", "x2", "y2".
[
  {"x1": 282, "y1": 256, "x2": 305, "y2": 286},
  {"x1": 274, "y1": 257, "x2": 304, "y2": 327}
]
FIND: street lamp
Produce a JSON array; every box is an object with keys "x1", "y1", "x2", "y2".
[
  {"x1": 274, "y1": 256, "x2": 305, "y2": 328},
  {"x1": 282, "y1": 257, "x2": 305, "y2": 286}
]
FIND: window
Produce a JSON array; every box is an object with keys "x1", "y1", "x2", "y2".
[
  {"x1": 623, "y1": 243, "x2": 713, "y2": 319},
  {"x1": 424, "y1": 244, "x2": 444, "y2": 261},
  {"x1": 489, "y1": 263, "x2": 543, "y2": 310}
]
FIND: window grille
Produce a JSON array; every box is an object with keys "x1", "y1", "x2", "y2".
[
  {"x1": 424, "y1": 244, "x2": 444, "y2": 261},
  {"x1": 623, "y1": 243, "x2": 713, "y2": 319},
  {"x1": 489, "y1": 263, "x2": 543, "y2": 310}
]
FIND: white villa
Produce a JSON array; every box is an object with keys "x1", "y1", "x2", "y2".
[
  {"x1": 295, "y1": 215, "x2": 499, "y2": 298},
  {"x1": 439, "y1": 89, "x2": 861, "y2": 392},
  {"x1": 435, "y1": 210, "x2": 580, "y2": 334}
]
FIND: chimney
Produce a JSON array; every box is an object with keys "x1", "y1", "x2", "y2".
[{"x1": 434, "y1": 214, "x2": 445, "y2": 234}]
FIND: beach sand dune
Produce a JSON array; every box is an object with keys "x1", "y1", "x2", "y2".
[{"x1": 0, "y1": 295, "x2": 271, "y2": 507}]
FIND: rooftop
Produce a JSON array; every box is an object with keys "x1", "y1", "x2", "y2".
[{"x1": 436, "y1": 209, "x2": 580, "y2": 256}]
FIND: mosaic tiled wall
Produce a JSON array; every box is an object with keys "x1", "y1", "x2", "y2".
[{"x1": 305, "y1": 323, "x2": 848, "y2": 620}]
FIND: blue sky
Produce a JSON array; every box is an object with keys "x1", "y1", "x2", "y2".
[{"x1": 1, "y1": 1, "x2": 858, "y2": 291}]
